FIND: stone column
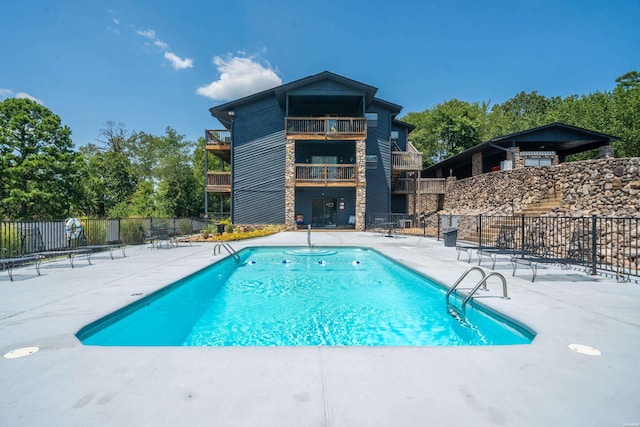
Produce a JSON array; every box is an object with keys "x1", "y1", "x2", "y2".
[
  {"x1": 508, "y1": 147, "x2": 522, "y2": 169},
  {"x1": 472, "y1": 152, "x2": 483, "y2": 176},
  {"x1": 599, "y1": 145, "x2": 614, "y2": 159},
  {"x1": 284, "y1": 139, "x2": 296, "y2": 230},
  {"x1": 355, "y1": 139, "x2": 366, "y2": 231}
]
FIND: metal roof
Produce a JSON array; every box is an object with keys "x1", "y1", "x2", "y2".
[
  {"x1": 422, "y1": 122, "x2": 619, "y2": 178},
  {"x1": 208, "y1": 71, "x2": 403, "y2": 127}
]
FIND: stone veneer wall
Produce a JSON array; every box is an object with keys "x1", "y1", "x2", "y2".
[
  {"x1": 283, "y1": 139, "x2": 367, "y2": 231},
  {"x1": 284, "y1": 139, "x2": 296, "y2": 229},
  {"x1": 354, "y1": 139, "x2": 367, "y2": 231},
  {"x1": 442, "y1": 157, "x2": 640, "y2": 217}
]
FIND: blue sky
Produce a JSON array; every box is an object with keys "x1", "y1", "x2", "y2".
[{"x1": 1, "y1": 0, "x2": 638, "y2": 148}]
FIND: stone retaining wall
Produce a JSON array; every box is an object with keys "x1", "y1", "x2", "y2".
[{"x1": 442, "y1": 157, "x2": 640, "y2": 217}]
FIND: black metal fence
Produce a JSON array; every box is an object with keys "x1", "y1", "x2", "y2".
[
  {"x1": 0, "y1": 217, "x2": 212, "y2": 257},
  {"x1": 366, "y1": 213, "x2": 640, "y2": 280}
]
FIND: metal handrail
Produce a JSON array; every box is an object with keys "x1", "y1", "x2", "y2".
[
  {"x1": 213, "y1": 242, "x2": 240, "y2": 263},
  {"x1": 461, "y1": 272, "x2": 510, "y2": 310},
  {"x1": 446, "y1": 266, "x2": 487, "y2": 305}
]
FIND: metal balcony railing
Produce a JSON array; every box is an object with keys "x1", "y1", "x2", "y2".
[{"x1": 205, "y1": 129, "x2": 231, "y2": 145}]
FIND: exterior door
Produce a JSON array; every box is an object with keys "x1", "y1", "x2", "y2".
[{"x1": 312, "y1": 198, "x2": 337, "y2": 227}]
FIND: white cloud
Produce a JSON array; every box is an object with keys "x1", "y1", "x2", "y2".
[
  {"x1": 107, "y1": 9, "x2": 120, "y2": 34},
  {"x1": 164, "y1": 51, "x2": 194, "y2": 70},
  {"x1": 135, "y1": 28, "x2": 193, "y2": 71},
  {"x1": 196, "y1": 55, "x2": 282, "y2": 101},
  {"x1": 0, "y1": 89, "x2": 44, "y2": 104},
  {"x1": 154, "y1": 39, "x2": 168, "y2": 50},
  {"x1": 16, "y1": 92, "x2": 44, "y2": 105},
  {"x1": 136, "y1": 29, "x2": 156, "y2": 39}
]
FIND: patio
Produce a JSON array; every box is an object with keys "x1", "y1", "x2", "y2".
[{"x1": 1, "y1": 232, "x2": 639, "y2": 426}]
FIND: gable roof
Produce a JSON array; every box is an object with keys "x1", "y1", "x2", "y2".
[
  {"x1": 422, "y1": 122, "x2": 619, "y2": 178},
  {"x1": 209, "y1": 71, "x2": 401, "y2": 127}
]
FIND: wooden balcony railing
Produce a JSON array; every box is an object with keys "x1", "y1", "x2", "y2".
[
  {"x1": 206, "y1": 172, "x2": 231, "y2": 193},
  {"x1": 295, "y1": 164, "x2": 357, "y2": 186},
  {"x1": 285, "y1": 117, "x2": 366, "y2": 140},
  {"x1": 391, "y1": 150, "x2": 422, "y2": 171},
  {"x1": 394, "y1": 178, "x2": 447, "y2": 194}
]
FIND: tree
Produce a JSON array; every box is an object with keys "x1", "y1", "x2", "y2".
[
  {"x1": 487, "y1": 91, "x2": 561, "y2": 137},
  {"x1": 402, "y1": 100, "x2": 489, "y2": 165},
  {"x1": 153, "y1": 127, "x2": 200, "y2": 217},
  {"x1": 81, "y1": 150, "x2": 137, "y2": 217},
  {"x1": 78, "y1": 122, "x2": 138, "y2": 217},
  {"x1": 97, "y1": 120, "x2": 132, "y2": 153},
  {"x1": 612, "y1": 71, "x2": 640, "y2": 157},
  {"x1": 0, "y1": 98, "x2": 83, "y2": 219}
]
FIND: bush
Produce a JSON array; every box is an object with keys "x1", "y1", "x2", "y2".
[
  {"x1": 0, "y1": 224, "x2": 21, "y2": 257},
  {"x1": 201, "y1": 224, "x2": 285, "y2": 241}
]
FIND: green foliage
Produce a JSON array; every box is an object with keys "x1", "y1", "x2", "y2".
[
  {"x1": 0, "y1": 98, "x2": 83, "y2": 219},
  {"x1": 207, "y1": 224, "x2": 285, "y2": 241},
  {"x1": 81, "y1": 220, "x2": 106, "y2": 245},
  {"x1": 81, "y1": 150, "x2": 137, "y2": 217},
  {"x1": 402, "y1": 70, "x2": 640, "y2": 164},
  {"x1": 403, "y1": 100, "x2": 489, "y2": 166},
  {"x1": 0, "y1": 224, "x2": 21, "y2": 257},
  {"x1": 119, "y1": 219, "x2": 147, "y2": 244}
]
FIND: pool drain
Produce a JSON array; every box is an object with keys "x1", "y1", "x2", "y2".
[
  {"x1": 568, "y1": 343, "x2": 601, "y2": 356},
  {"x1": 3, "y1": 346, "x2": 39, "y2": 359}
]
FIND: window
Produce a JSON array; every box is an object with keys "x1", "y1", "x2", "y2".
[
  {"x1": 366, "y1": 155, "x2": 378, "y2": 169},
  {"x1": 365, "y1": 113, "x2": 378, "y2": 128},
  {"x1": 390, "y1": 131, "x2": 399, "y2": 140},
  {"x1": 524, "y1": 158, "x2": 553, "y2": 167}
]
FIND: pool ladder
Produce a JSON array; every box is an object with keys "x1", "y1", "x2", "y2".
[
  {"x1": 213, "y1": 242, "x2": 240, "y2": 263},
  {"x1": 446, "y1": 266, "x2": 510, "y2": 312}
]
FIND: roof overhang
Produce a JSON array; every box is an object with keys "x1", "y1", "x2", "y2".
[
  {"x1": 422, "y1": 123, "x2": 619, "y2": 178},
  {"x1": 209, "y1": 71, "x2": 383, "y2": 127}
]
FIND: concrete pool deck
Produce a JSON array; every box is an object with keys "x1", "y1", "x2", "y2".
[{"x1": 1, "y1": 231, "x2": 639, "y2": 426}]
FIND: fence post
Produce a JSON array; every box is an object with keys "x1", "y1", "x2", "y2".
[
  {"x1": 521, "y1": 214, "x2": 526, "y2": 254},
  {"x1": 590, "y1": 215, "x2": 597, "y2": 275},
  {"x1": 478, "y1": 214, "x2": 483, "y2": 247},
  {"x1": 437, "y1": 214, "x2": 440, "y2": 241}
]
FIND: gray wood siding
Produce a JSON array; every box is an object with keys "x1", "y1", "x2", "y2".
[
  {"x1": 232, "y1": 96, "x2": 286, "y2": 224},
  {"x1": 233, "y1": 130, "x2": 286, "y2": 224},
  {"x1": 365, "y1": 104, "x2": 392, "y2": 214}
]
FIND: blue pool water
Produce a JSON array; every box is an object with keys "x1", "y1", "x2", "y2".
[{"x1": 77, "y1": 247, "x2": 534, "y2": 346}]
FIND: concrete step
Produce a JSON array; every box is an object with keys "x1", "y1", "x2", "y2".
[{"x1": 515, "y1": 197, "x2": 563, "y2": 216}]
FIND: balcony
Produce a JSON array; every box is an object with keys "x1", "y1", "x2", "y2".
[
  {"x1": 205, "y1": 129, "x2": 231, "y2": 163},
  {"x1": 391, "y1": 151, "x2": 422, "y2": 172},
  {"x1": 393, "y1": 178, "x2": 447, "y2": 194},
  {"x1": 206, "y1": 172, "x2": 231, "y2": 194},
  {"x1": 390, "y1": 142, "x2": 423, "y2": 189},
  {"x1": 285, "y1": 117, "x2": 366, "y2": 140},
  {"x1": 295, "y1": 164, "x2": 357, "y2": 187}
]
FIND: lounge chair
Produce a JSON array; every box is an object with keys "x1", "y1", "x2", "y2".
[
  {"x1": 456, "y1": 224, "x2": 521, "y2": 265},
  {"x1": 20, "y1": 225, "x2": 92, "y2": 268},
  {"x1": 510, "y1": 254, "x2": 575, "y2": 282},
  {"x1": 149, "y1": 224, "x2": 173, "y2": 249},
  {"x1": 0, "y1": 253, "x2": 41, "y2": 281},
  {"x1": 76, "y1": 232, "x2": 126, "y2": 259}
]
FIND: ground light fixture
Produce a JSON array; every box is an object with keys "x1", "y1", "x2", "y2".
[
  {"x1": 568, "y1": 343, "x2": 602, "y2": 356},
  {"x1": 3, "y1": 346, "x2": 39, "y2": 359}
]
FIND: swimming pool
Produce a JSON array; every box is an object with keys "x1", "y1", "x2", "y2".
[{"x1": 77, "y1": 246, "x2": 534, "y2": 346}]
